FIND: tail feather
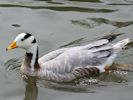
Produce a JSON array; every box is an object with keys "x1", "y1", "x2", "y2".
[
  {"x1": 113, "y1": 38, "x2": 130, "y2": 49},
  {"x1": 100, "y1": 33, "x2": 124, "y2": 42},
  {"x1": 98, "y1": 38, "x2": 130, "y2": 72},
  {"x1": 114, "y1": 38, "x2": 130, "y2": 48}
]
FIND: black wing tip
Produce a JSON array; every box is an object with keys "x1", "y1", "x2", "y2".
[{"x1": 100, "y1": 33, "x2": 124, "y2": 42}]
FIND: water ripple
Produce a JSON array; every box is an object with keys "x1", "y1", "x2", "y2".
[
  {"x1": 0, "y1": 4, "x2": 117, "y2": 13},
  {"x1": 71, "y1": 18, "x2": 133, "y2": 28}
]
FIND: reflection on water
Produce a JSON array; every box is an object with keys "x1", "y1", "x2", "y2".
[
  {"x1": 126, "y1": 41, "x2": 133, "y2": 49},
  {"x1": 90, "y1": 18, "x2": 133, "y2": 28},
  {"x1": 12, "y1": 24, "x2": 21, "y2": 28},
  {"x1": 0, "y1": 4, "x2": 117, "y2": 12},
  {"x1": 38, "y1": 80, "x2": 94, "y2": 93},
  {"x1": 35, "y1": 0, "x2": 101, "y2": 2},
  {"x1": 99, "y1": 71, "x2": 128, "y2": 83},
  {"x1": 69, "y1": 0, "x2": 101, "y2": 2},
  {"x1": 23, "y1": 76, "x2": 38, "y2": 100},
  {"x1": 4, "y1": 57, "x2": 22, "y2": 71},
  {"x1": 45, "y1": 7, "x2": 117, "y2": 12},
  {"x1": 71, "y1": 18, "x2": 133, "y2": 28}
]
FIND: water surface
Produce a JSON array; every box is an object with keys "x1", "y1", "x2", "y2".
[{"x1": 0, "y1": 0, "x2": 133, "y2": 100}]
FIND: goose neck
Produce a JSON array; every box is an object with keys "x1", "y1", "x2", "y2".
[{"x1": 24, "y1": 44, "x2": 40, "y2": 73}]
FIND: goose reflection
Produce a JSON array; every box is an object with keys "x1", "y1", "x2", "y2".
[{"x1": 23, "y1": 76, "x2": 38, "y2": 100}]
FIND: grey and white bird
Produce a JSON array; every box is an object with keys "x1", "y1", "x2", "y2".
[{"x1": 6, "y1": 33, "x2": 129, "y2": 82}]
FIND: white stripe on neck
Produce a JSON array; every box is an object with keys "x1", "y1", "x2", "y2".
[{"x1": 26, "y1": 43, "x2": 37, "y2": 72}]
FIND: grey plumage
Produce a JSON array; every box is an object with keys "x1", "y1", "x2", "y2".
[
  {"x1": 7, "y1": 33, "x2": 129, "y2": 82},
  {"x1": 37, "y1": 38, "x2": 129, "y2": 82}
]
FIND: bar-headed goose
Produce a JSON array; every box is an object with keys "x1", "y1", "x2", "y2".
[{"x1": 6, "y1": 33, "x2": 129, "y2": 82}]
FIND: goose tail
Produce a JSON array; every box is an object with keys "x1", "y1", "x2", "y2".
[
  {"x1": 101, "y1": 38, "x2": 130, "y2": 72},
  {"x1": 113, "y1": 38, "x2": 130, "y2": 50}
]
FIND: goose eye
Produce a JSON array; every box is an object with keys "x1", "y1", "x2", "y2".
[{"x1": 21, "y1": 38, "x2": 24, "y2": 41}]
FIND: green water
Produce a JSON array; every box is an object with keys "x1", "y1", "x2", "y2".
[{"x1": 0, "y1": 0, "x2": 133, "y2": 100}]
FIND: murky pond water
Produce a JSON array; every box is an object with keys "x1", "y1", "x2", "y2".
[{"x1": 0, "y1": 0, "x2": 133, "y2": 100}]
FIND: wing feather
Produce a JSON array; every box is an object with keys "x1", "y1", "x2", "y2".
[
  {"x1": 82, "y1": 39, "x2": 109, "y2": 49},
  {"x1": 38, "y1": 48, "x2": 67, "y2": 65}
]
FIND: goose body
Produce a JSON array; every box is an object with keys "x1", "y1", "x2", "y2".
[{"x1": 6, "y1": 33, "x2": 130, "y2": 82}]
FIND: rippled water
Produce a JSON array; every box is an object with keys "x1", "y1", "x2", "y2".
[{"x1": 0, "y1": 0, "x2": 133, "y2": 100}]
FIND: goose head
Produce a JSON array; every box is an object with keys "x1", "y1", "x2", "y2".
[
  {"x1": 6, "y1": 33, "x2": 37, "y2": 52},
  {"x1": 6, "y1": 33, "x2": 39, "y2": 75}
]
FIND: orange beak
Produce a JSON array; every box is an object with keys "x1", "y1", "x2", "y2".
[{"x1": 6, "y1": 41, "x2": 18, "y2": 51}]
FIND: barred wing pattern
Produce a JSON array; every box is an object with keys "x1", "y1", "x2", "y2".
[{"x1": 38, "y1": 38, "x2": 129, "y2": 82}]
